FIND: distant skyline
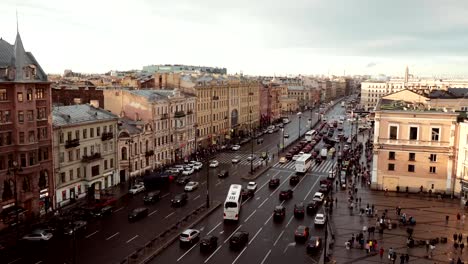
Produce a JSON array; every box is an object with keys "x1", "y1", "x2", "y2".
[{"x1": 2, "y1": 0, "x2": 468, "y2": 77}]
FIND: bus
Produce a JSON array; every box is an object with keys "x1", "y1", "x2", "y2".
[
  {"x1": 224, "y1": 184, "x2": 242, "y2": 221},
  {"x1": 305, "y1": 130, "x2": 316, "y2": 142},
  {"x1": 295, "y1": 154, "x2": 313, "y2": 174}
]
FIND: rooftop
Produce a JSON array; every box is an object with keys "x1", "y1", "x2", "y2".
[
  {"x1": 53, "y1": 104, "x2": 118, "y2": 127},
  {"x1": 118, "y1": 117, "x2": 143, "y2": 135},
  {"x1": 127, "y1": 89, "x2": 194, "y2": 102}
]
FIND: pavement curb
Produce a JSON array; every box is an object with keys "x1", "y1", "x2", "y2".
[
  {"x1": 140, "y1": 201, "x2": 222, "y2": 264},
  {"x1": 241, "y1": 165, "x2": 272, "y2": 180}
]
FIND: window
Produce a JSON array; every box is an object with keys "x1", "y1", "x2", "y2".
[
  {"x1": 26, "y1": 110, "x2": 34, "y2": 121},
  {"x1": 388, "y1": 152, "x2": 395, "y2": 160},
  {"x1": 83, "y1": 129, "x2": 87, "y2": 139},
  {"x1": 73, "y1": 98, "x2": 81, "y2": 104},
  {"x1": 59, "y1": 152, "x2": 64, "y2": 163},
  {"x1": 409, "y1": 153, "x2": 415, "y2": 161},
  {"x1": 29, "y1": 152, "x2": 36, "y2": 166},
  {"x1": 389, "y1": 126, "x2": 398, "y2": 139},
  {"x1": 61, "y1": 173, "x2": 66, "y2": 184},
  {"x1": 431, "y1": 128, "x2": 440, "y2": 141},
  {"x1": 59, "y1": 132, "x2": 64, "y2": 144},
  {"x1": 36, "y1": 88, "x2": 44, "y2": 99},
  {"x1": 0, "y1": 89, "x2": 7, "y2": 101},
  {"x1": 77, "y1": 167, "x2": 81, "y2": 178},
  {"x1": 20, "y1": 153, "x2": 26, "y2": 167},
  {"x1": 429, "y1": 166, "x2": 436, "y2": 173},
  {"x1": 37, "y1": 107, "x2": 46, "y2": 120},
  {"x1": 408, "y1": 164, "x2": 415, "y2": 172},
  {"x1": 75, "y1": 130, "x2": 80, "y2": 140},
  {"x1": 429, "y1": 154, "x2": 437, "y2": 162},
  {"x1": 69, "y1": 169, "x2": 74, "y2": 181},
  {"x1": 68, "y1": 151, "x2": 73, "y2": 162},
  {"x1": 91, "y1": 165, "x2": 100, "y2": 177},
  {"x1": 110, "y1": 158, "x2": 114, "y2": 168},
  {"x1": 26, "y1": 89, "x2": 33, "y2": 101},
  {"x1": 19, "y1": 132, "x2": 24, "y2": 144},
  {"x1": 18, "y1": 111, "x2": 24, "y2": 122},
  {"x1": 90, "y1": 127, "x2": 94, "y2": 138},
  {"x1": 28, "y1": 131, "x2": 35, "y2": 143},
  {"x1": 67, "y1": 131, "x2": 72, "y2": 141},
  {"x1": 409, "y1": 127, "x2": 418, "y2": 140},
  {"x1": 0, "y1": 110, "x2": 11, "y2": 123},
  {"x1": 97, "y1": 127, "x2": 100, "y2": 136},
  {"x1": 17, "y1": 92, "x2": 23, "y2": 102},
  {"x1": 104, "y1": 160, "x2": 108, "y2": 170}
]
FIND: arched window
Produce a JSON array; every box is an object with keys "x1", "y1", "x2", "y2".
[{"x1": 121, "y1": 147, "x2": 127, "y2": 160}]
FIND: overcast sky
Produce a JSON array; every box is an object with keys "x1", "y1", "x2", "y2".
[{"x1": 2, "y1": 0, "x2": 468, "y2": 77}]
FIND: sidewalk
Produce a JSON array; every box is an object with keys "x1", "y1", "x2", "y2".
[{"x1": 328, "y1": 131, "x2": 468, "y2": 264}]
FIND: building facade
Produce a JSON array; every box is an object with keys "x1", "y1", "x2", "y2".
[
  {"x1": 372, "y1": 90, "x2": 458, "y2": 194},
  {"x1": 0, "y1": 32, "x2": 54, "y2": 217},
  {"x1": 52, "y1": 105, "x2": 119, "y2": 208},
  {"x1": 456, "y1": 121, "x2": 468, "y2": 197},
  {"x1": 51, "y1": 81, "x2": 103, "y2": 107}
]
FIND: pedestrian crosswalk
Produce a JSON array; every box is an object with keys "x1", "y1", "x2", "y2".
[
  {"x1": 273, "y1": 158, "x2": 337, "y2": 174},
  {"x1": 216, "y1": 152, "x2": 267, "y2": 167}
]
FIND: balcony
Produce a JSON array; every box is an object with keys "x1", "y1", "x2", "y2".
[
  {"x1": 174, "y1": 111, "x2": 185, "y2": 118},
  {"x1": 101, "y1": 132, "x2": 113, "y2": 141},
  {"x1": 65, "y1": 139, "x2": 80, "y2": 149},
  {"x1": 187, "y1": 110, "x2": 193, "y2": 115},
  {"x1": 81, "y1": 153, "x2": 102, "y2": 163},
  {"x1": 145, "y1": 150, "x2": 154, "y2": 157},
  {"x1": 379, "y1": 138, "x2": 451, "y2": 147},
  {"x1": 161, "y1": 113, "x2": 169, "y2": 120}
]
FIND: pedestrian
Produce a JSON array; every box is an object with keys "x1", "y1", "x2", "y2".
[
  {"x1": 405, "y1": 254, "x2": 409, "y2": 263},
  {"x1": 335, "y1": 197, "x2": 338, "y2": 207},
  {"x1": 459, "y1": 233, "x2": 463, "y2": 243},
  {"x1": 351, "y1": 234, "x2": 355, "y2": 246},
  {"x1": 461, "y1": 242, "x2": 465, "y2": 253},
  {"x1": 379, "y1": 247, "x2": 384, "y2": 261},
  {"x1": 399, "y1": 254, "x2": 405, "y2": 264},
  {"x1": 447, "y1": 215, "x2": 450, "y2": 223},
  {"x1": 457, "y1": 212, "x2": 461, "y2": 221},
  {"x1": 454, "y1": 233, "x2": 458, "y2": 242},
  {"x1": 425, "y1": 240, "x2": 430, "y2": 253},
  {"x1": 457, "y1": 257, "x2": 462, "y2": 264},
  {"x1": 392, "y1": 252, "x2": 397, "y2": 264}
]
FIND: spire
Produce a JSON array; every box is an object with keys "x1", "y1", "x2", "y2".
[{"x1": 16, "y1": 10, "x2": 19, "y2": 33}]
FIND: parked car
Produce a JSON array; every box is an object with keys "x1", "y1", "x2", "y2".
[
  {"x1": 231, "y1": 145, "x2": 241, "y2": 151},
  {"x1": 176, "y1": 176, "x2": 191, "y2": 185},
  {"x1": 279, "y1": 189, "x2": 293, "y2": 201},
  {"x1": 184, "y1": 181, "x2": 199, "y2": 192},
  {"x1": 241, "y1": 188, "x2": 255, "y2": 200},
  {"x1": 247, "y1": 182, "x2": 257, "y2": 191},
  {"x1": 314, "y1": 213, "x2": 326, "y2": 225},
  {"x1": 273, "y1": 205, "x2": 286, "y2": 222},
  {"x1": 279, "y1": 157, "x2": 287, "y2": 164},
  {"x1": 306, "y1": 236, "x2": 323, "y2": 254},
  {"x1": 306, "y1": 201, "x2": 320, "y2": 215},
  {"x1": 269, "y1": 178, "x2": 280, "y2": 188},
  {"x1": 179, "y1": 229, "x2": 200, "y2": 246},
  {"x1": 294, "y1": 225, "x2": 310, "y2": 242},
  {"x1": 22, "y1": 229, "x2": 53, "y2": 241},
  {"x1": 143, "y1": 191, "x2": 161, "y2": 204},
  {"x1": 91, "y1": 205, "x2": 113, "y2": 217},
  {"x1": 232, "y1": 156, "x2": 241, "y2": 163},
  {"x1": 200, "y1": 235, "x2": 218, "y2": 253},
  {"x1": 294, "y1": 203, "x2": 305, "y2": 218},
  {"x1": 218, "y1": 170, "x2": 229, "y2": 178},
  {"x1": 192, "y1": 162, "x2": 203, "y2": 171},
  {"x1": 229, "y1": 231, "x2": 249, "y2": 250},
  {"x1": 63, "y1": 220, "x2": 88, "y2": 236},
  {"x1": 246, "y1": 155, "x2": 257, "y2": 161},
  {"x1": 171, "y1": 193, "x2": 188, "y2": 207},
  {"x1": 312, "y1": 192, "x2": 324, "y2": 203},
  {"x1": 319, "y1": 184, "x2": 330, "y2": 194},
  {"x1": 182, "y1": 166, "x2": 194, "y2": 175},
  {"x1": 209, "y1": 160, "x2": 219, "y2": 168},
  {"x1": 290, "y1": 175, "x2": 300, "y2": 186},
  {"x1": 128, "y1": 184, "x2": 145, "y2": 195}
]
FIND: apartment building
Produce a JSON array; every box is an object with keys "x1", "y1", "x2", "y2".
[
  {"x1": 0, "y1": 32, "x2": 54, "y2": 217},
  {"x1": 259, "y1": 82, "x2": 282, "y2": 126},
  {"x1": 372, "y1": 90, "x2": 458, "y2": 194},
  {"x1": 104, "y1": 88, "x2": 196, "y2": 164},
  {"x1": 456, "y1": 121, "x2": 468, "y2": 197},
  {"x1": 52, "y1": 104, "x2": 119, "y2": 208}
]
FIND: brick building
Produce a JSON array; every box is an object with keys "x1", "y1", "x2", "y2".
[{"x1": 51, "y1": 81, "x2": 104, "y2": 107}]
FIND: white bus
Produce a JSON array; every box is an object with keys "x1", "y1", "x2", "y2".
[
  {"x1": 305, "y1": 130, "x2": 316, "y2": 142},
  {"x1": 224, "y1": 184, "x2": 242, "y2": 221},
  {"x1": 295, "y1": 154, "x2": 313, "y2": 174}
]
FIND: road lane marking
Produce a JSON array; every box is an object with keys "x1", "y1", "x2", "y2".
[
  {"x1": 273, "y1": 230, "x2": 284, "y2": 247},
  {"x1": 204, "y1": 245, "x2": 222, "y2": 263},
  {"x1": 260, "y1": 249, "x2": 272, "y2": 264},
  {"x1": 201, "y1": 181, "x2": 207, "y2": 185},
  {"x1": 258, "y1": 198, "x2": 269, "y2": 208},
  {"x1": 105, "y1": 232, "x2": 119, "y2": 241},
  {"x1": 264, "y1": 214, "x2": 273, "y2": 225},
  {"x1": 114, "y1": 207, "x2": 124, "y2": 213},
  {"x1": 285, "y1": 215, "x2": 294, "y2": 228},
  {"x1": 177, "y1": 242, "x2": 198, "y2": 262},
  {"x1": 270, "y1": 172, "x2": 293, "y2": 197},
  {"x1": 224, "y1": 224, "x2": 243, "y2": 244},
  {"x1": 34, "y1": 261, "x2": 43, "y2": 264},
  {"x1": 280, "y1": 200, "x2": 285, "y2": 206},
  {"x1": 149, "y1": 210, "x2": 158, "y2": 216},
  {"x1": 283, "y1": 242, "x2": 295, "y2": 254},
  {"x1": 249, "y1": 227, "x2": 263, "y2": 245},
  {"x1": 215, "y1": 181, "x2": 222, "y2": 186},
  {"x1": 241, "y1": 197, "x2": 251, "y2": 206},
  {"x1": 303, "y1": 177, "x2": 321, "y2": 201},
  {"x1": 85, "y1": 230, "x2": 99, "y2": 239},
  {"x1": 244, "y1": 210, "x2": 257, "y2": 223},
  {"x1": 161, "y1": 193, "x2": 170, "y2": 198},
  {"x1": 232, "y1": 246, "x2": 248, "y2": 264},
  {"x1": 126, "y1": 235, "x2": 139, "y2": 243},
  {"x1": 292, "y1": 174, "x2": 307, "y2": 191},
  {"x1": 207, "y1": 222, "x2": 222, "y2": 235},
  {"x1": 8, "y1": 258, "x2": 22, "y2": 264},
  {"x1": 193, "y1": 195, "x2": 201, "y2": 200},
  {"x1": 164, "y1": 212, "x2": 175, "y2": 219}
]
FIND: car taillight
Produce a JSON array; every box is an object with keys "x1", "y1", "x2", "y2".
[
  {"x1": 224, "y1": 213, "x2": 226, "y2": 216},
  {"x1": 235, "y1": 214, "x2": 238, "y2": 218}
]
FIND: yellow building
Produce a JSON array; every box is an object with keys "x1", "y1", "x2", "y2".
[{"x1": 372, "y1": 90, "x2": 458, "y2": 194}]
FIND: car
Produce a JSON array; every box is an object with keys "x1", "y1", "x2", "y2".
[
  {"x1": 257, "y1": 138, "x2": 264, "y2": 144},
  {"x1": 319, "y1": 184, "x2": 330, "y2": 194},
  {"x1": 91, "y1": 205, "x2": 113, "y2": 217},
  {"x1": 22, "y1": 229, "x2": 53, "y2": 241},
  {"x1": 182, "y1": 166, "x2": 194, "y2": 175},
  {"x1": 313, "y1": 192, "x2": 325, "y2": 203},
  {"x1": 269, "y1": 178, "x2": 280, "y2": 188},
  {"x1": 232, "y1": 156, "x2": 241, "y2": 163},
  {"x1": 279, "y1": 189, "x2": 293, "y2": 201},
  {"x1": 179, "y1": 229, "x2": 200, "y2": 246},
  {"x1": 279, "y1": 157, "x2": 288, "y2": 164},
  {"x1": 176, "y1": 176, "x2": 191, "y2": 185},
  {"x1": 327, "y1": 170, "x2": 336, "y2": 179},
  {"x1": 294, "y1": 225, "x2": 310, "y2": 242},
  {"x1": 314, "y1": 213, "x2": 326, "y2": 225},
  {"x1": 128, "y1": 208, "x2": 148, "y2": 222},
  {"x1": 289, "y1": 175, "x2": 300, "y2": 186},
  {"x1": 192, "y1": 162, "x2": 203, "y2": 171},
  {"x1": 292, "y1": 154, "x2": 302, "y2": 161},
  {"x1": 63, "y1": 220, "x2": 88, "y2": 236},
  {"x1": 174, "y1": 164, "x2": 185, "y2": 172},
  {"x1": 231, "y1": 145, "x2": 241, "y2": 151},
  {"x1": 241, "y1": 188, "x2": 255, "y2": 200},
  {"x1": 294, "y1": 203, "x2": 305, "y2": 218},
  {"x1": 306, "y1": 236, "x2": 323, "y2": 254},
  {"x1": 284, "y1": 133, "x2": 289, "y2": 138},
  {"x1": 247, "y1": 182, "x2": 257, "y2": 191},
  {"x1": 273, "y1": 205, "x2": 286, "y2": 222},
  {"x1": 343, "y1": 144, "x2": 350, "y2": 151},
  {"x1": 184, "y1": 181, "x2": 199, "y2": 192},
  {"x1": 218, "y1": 170, "x2": 229, "y2": 178},
  {"x1": 246, "y1": 155, "x2": 257, "y2": 161},
  {"x1": 200, "y1": 235, "x2": 218, "y2": 253},
  {"x1": 166, "y1": 168, "x2": 180, "y2": 174},
  {"x1": 143, "y1": 191, "x2": 161, "y2": 204},
  {"x1": 285, "y1": 153, "x2": 293, "y2": 160},
  {"x1": 171, "y1": 193, "x2": 188, "y2": 207},
  {"x1": 128, "y1": 184, "x2": 145, "y2": 194},
  {"x1": 209, "y1": 160, "x2": 219, "y2": 168},
  {"x1": 306, "y1": 201, "x2": 320, "y2": 215},
  {"x1": 229, "y1": 231, "x2": 249, "y2": 250}
]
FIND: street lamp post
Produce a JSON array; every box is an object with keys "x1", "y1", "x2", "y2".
[
  {"x1": 281, "y1": 128, "x2": 285, "y2": 153},
  {"x1": 194, "y1": 123, "x2": 198, "y2": 161},
  {"x1": 297, "y1": 112, "x2": 302, "y2": 140}
]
